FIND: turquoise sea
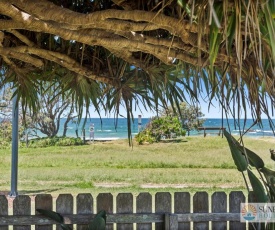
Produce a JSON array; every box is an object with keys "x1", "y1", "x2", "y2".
[{"x1": 55, "y1": 118, "x2": 275, "y2": 140}]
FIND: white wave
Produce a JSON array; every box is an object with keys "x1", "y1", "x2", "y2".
[
  {"x1": 96, "y1": 129, "x2": 113, "y2": 132},
  {"x1": 263, "y1": 131, "x2": 274, "y2": 133}
]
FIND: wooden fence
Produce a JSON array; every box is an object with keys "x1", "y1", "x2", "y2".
[{"x1": 0, "y1": 191, "x2": 247, "y2": 229}]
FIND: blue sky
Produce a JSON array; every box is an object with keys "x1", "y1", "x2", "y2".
[
  {"x1": 89, "y1": 98, "x2": 224, "y2": 119},
  {"x1": 89, "y1": 97, "x2": 274, "y2": 119}
]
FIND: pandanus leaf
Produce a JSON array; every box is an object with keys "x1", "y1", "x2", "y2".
[
  {"x1": 88, "y1": 210, "x2": 106, "y2": 230},
  {"x1": 209, "y1": 3, "x2": 223, "y2": 72},
  {"x1": 36, "y1": 209, "x2": 64, "y2": 223},
  {"x1": 224, "y1": 129, "x2": 264, "y2": 169},
  {"x1": 36, "y1": 209, "x2": 72, "y2": 230},
  {"x1": 243, "y1": 147, "x2": 264, "y2": 169},
  {"x1": 224, "y1": 130, "x2": 248, "y2": 172},
  {"x1": 262, "y1": 2, "x2": 275, "y2": 63},
  {"x1": 260, "y1": 167, "x2": 275, "y2": 196},
  {"x1": 247, "y1": 169, "x2": 268, "y2": 203},
  {"x1": 226, "y1": 10, "x2": 236, "y2": 55}
]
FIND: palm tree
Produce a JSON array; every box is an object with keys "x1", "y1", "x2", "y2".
[{"x1": 0, "y1": 0, "x2": 274, "y2": 138}]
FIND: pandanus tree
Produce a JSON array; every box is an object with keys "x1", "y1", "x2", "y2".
[{"x1": 0, "y1": 0, "x2": 274, "y2": 142}]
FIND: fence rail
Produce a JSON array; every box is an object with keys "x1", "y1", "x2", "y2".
[{"x1": 0, "y1": 191, "x2": 247, "y2": 230}]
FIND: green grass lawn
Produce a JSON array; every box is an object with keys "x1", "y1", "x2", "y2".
[{"x1": 0, "y1": 136, "x2": 274, "y2": 195}]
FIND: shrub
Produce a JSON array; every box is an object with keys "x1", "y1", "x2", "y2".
[
  {"x1": 27, "y1": 137, "x2": 83, "y2": 148},
  {"x1": 0, "y1": 138, "x2": 25, "y2": 149},
  {"x1": 135, "y1": 130, "x2": 155, "y2": 144},
  {"x1": 135, "y1": 116, "x2": 186, "y2": 144}
]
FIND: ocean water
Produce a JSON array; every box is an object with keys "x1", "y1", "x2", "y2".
[
  {"x1": 191, "y1": 118, "x2": 275, "y2": 137},
  {"x1": 60, "y1": 118, "x2": 151, "y2": 139},
  {"x1": 55, "y1": 118, "x2": 275, "y2": 139}
]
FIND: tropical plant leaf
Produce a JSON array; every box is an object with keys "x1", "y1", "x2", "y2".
[
  {"x1": 36, "y1": 209, "x2": 72, "y2": 230},
  {"x1": 226, "y1": 10, "x2": 236, "y2": 55},
  {"x1": 260, "y1": 167, "x2": 275, "y2": 196},
  {"x1": 247, "y1": 169, "x2": 268, "y2": 203},
  {"x1": 209, "y1": 3, "x2": 223, "y2": 72},
  {"x1": 224, "y1": 130, "x2": 248, "y2": 172},
  {"x1": 36, "y1": 209, "x2": 64, "y2": 223},
  {"x1": 88, "y1": 210, "x2": 106, "y2": 230},
  {"x1": 243, "y1": 147, "x2": 264, "y2": 169},
  {"x1": 262, "y1": 2, "x2": 275, "y2": 63}
]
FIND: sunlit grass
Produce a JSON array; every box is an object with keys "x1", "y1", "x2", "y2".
[{"x1": 0, "y1": 136, "x2": 274, "y2": 195}]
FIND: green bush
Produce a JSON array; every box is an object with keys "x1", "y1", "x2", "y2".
[
  {"x1": 0, "y1": 120, "x2": 25, "y2": 142},
  {"x1": 135, "y1": 130, "x2": 155, "y2": 144},
  {"x1": 135, "y1": 116, "x2": 186, "y2": 144},
  {"x1": 27, "y1": 137, "x2": 83, "y2": 148},
  {"x1": 0, "y1": 139, "x2": 12, "y2": 149},
  {"x1": 55, "y1": 137, "x2": 83, "y2": 146},
  {"x1": 0, "y1": 136, "x2": 83, "y2": 149}
]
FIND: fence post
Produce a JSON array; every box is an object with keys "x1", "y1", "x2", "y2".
[
  {"x1": 56, "y1": 194, "x2": 73, "y2": 230},
  {"x1": 164, "y1": 214, "x2": 178, "y2": 230},
  {"x1": 77, "y1": 193, "x2": 93, "y2": 230},
  {"x1": 212, "y1": 192, "x2": 227, "y2": 230},
  {"x1": 229, "y1": 191, "x2": 246, "y2": 230},
  {"x1": 136, "y1": 192, "x2": 152, "y2": 230},
  {"x1": 35, "y1": 194, "x2": 53, "y2": 230},
  {"x1": 155, "y1": 192, "x2": 172, "y2": 230},
  {"x1": 97, "y1": 193, "x2": 113, "y2": 230},
  {"x1": 13, "y1": 195, "x2": 31, "y2": 230},
  {"x1": 116, "y1": 193, "x2": 133, "y2": 230},
  {"x1": 193, "y1": 192, "x2": 209, "y2": 230},
  {"x1": 0, "y1": 195, "x2": 8, "y2": 230},
  {"x1": 174, "y1": 192, "x2": 190, "y2": 229}
]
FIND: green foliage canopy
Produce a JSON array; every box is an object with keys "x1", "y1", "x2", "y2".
[{"x1": 161, "y1": 102, "x2": 205, "y2": 133}]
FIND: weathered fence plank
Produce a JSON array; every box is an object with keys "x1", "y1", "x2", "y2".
[
  {"x1": 136, "y1": 192, "x2": 152, "y2": 230},
  {"x1": 97, "y1": 193, "x2": 113, "y2": 230},
  {"x1": 0, "y1": 195, "x2": 8, "y2": 230},
  {"x1": 77, "y1": 193, "x2": 93, "y2": 230},
  {"x1": 193, "y1": 192, "x2": 209, "y2": 230},
  {"x1": 177, "y1": 213, "x2": 239, "y2": 222},
  {"x1": 174, "y1": 192, "x2": 190, "y2": 230},
  {"x1": 35, "y1": 194, "x2": 53, "y2": 230},
  {"x1": 13, "y1": 195, "x2": 31, "y2": 230},
  {"x1": 155, "y1": 192, "x2": 171, "y2": 230},
  {"x1": 212, "y1": 192, "x2": 227, "y2": 230},
  {"x1": 116, "y1": 193, "x2": 133, "y2": 230},
  {"x1": 56, "y1": 194, "x2": 73, "y2": 230},
  {"x1": 229, "y1": 191, "x2": 245, "y2": 230}
]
